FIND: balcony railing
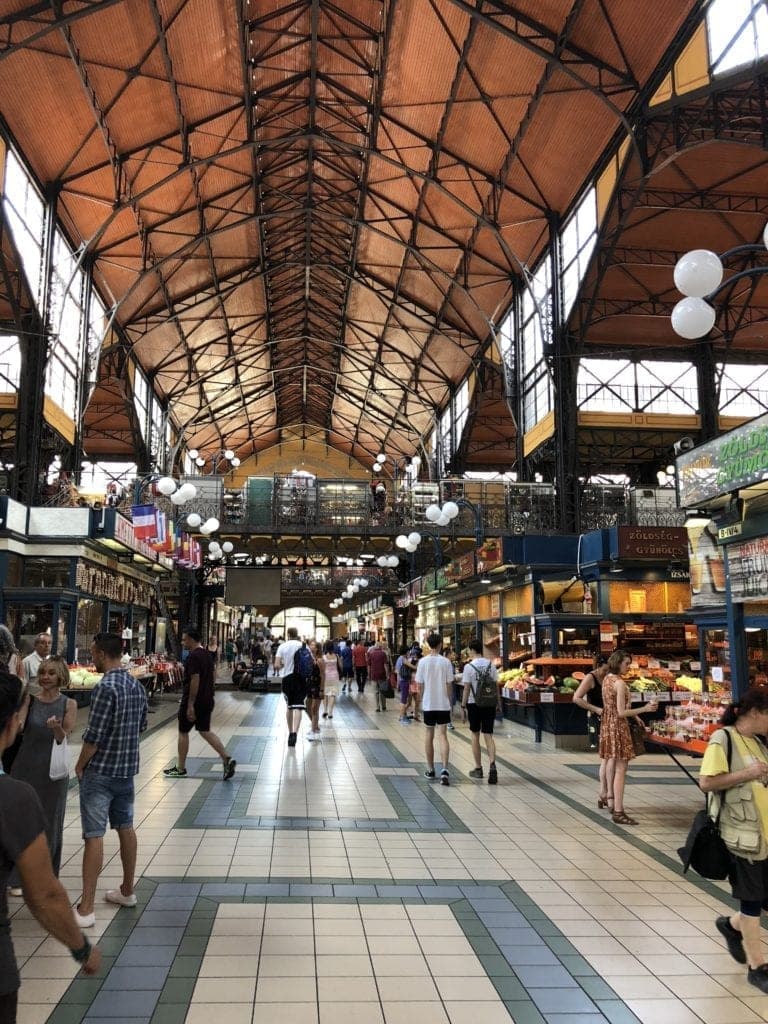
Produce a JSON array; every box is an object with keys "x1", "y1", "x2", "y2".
[{"x1": 120, "y1": 476, "x2": 683, "y2": 536}]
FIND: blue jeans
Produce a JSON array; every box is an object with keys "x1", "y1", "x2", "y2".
[{"x1": 80, "y1": 771, "x2": 134, "y2": 839}]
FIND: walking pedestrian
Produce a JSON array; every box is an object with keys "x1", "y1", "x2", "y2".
[
  {"x1": 320, "y1": 641, "x2": 341, "y2": 719},
  {"x1": 275, "y1": 627, "x2": 305, "y2": 747},
  {"x1": 352, "y1": 640, "x2": 368, "y2": 693},
  {"x1": 368, "y1": 639, "x2": 391, "y2": 712},
  {"x1": 461, "y1": 638, "x2": 500, "y2": 784},
  {"x1": 73, "y1": 633, "x2": 148, "y2": 927},
  {"x1": 163, "y1": 628, "x2": 236, "y2": 780},
  {"x1": 416, "y1": 633, "x2": 454, "y2": 786},
  {"x1": 0, "y1": 672, "x2": 101, "y2": 1024}
]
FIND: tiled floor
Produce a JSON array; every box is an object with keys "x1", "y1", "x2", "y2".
[{"x1": 11, "y1": 685, "x2": 768, "y2": 1024}]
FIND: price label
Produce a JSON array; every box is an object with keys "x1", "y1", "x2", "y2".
[
  {"x1": 502, "y1": 688, "x2": 512, "y2": 699},
  {"x1": 667, "y1": 661, "x2": 681, "y2": 671},
  {"x1": 642, "y1": 691, "x2": 661, "y2": 702},
  {"x1": 631, "y1": 693, "x2": 643, "y2": 703},
  {"x1": 711, "y1": 666, "x2": 724, "y2": 683},
  {"x1": 690, "y1": 661, "x2": 701, "y2": 671},
  {"x1": 647, "y1": 658, "x2": 660, "y2": 669},
  {"x1": 672, "y1": 691, "x2": 686, "y2": 701},
  {"x1": 513, "y1": 690, "x2": 520, "y2": 701},
  {"x1": 540, "y1": 691, "x2": 555, "y2": 703}
]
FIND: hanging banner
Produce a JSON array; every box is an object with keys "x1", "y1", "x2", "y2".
[{"x1": 687, "y1": 520, "x2": 726, "y2": 607}]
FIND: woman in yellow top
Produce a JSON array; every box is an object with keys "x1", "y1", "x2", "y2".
[{"x1": 700, "y1": 689, "x2": 768, "y2": 993}]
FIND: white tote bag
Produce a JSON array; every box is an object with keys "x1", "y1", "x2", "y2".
[{"x1": 49, "y1": 738, "x2": 70, "y2": 780}]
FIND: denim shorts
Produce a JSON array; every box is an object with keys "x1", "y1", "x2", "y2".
[{"x1": 80, "y1": 770, "x2": 135, "y2": 839}]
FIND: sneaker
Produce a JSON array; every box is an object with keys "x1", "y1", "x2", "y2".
[
  {"x1": 748, "y1": 964, "x2": 768, "y2": 993},
  {"x1": 488, "y1": 763, "x2": 498, "y2": 785},
  {"x1": 8, "y1": 887, "x2": 22, "y2": 898},
  {"x1": 163, "y1": 765, "x2": 187, "y2": 778},
  {"x1": 399, "y1": 717, "x2": 410, "y2": 724},
  {"x1": 447, "y1": 722, "x2": 455, "y2": 731},
  {"x1": 307, "y1": 732, "x2": 320, "y2": 741},
  {"x1": 223, "y1": 758, "x2": 237, "y2": 781},
  {"x1": 287, "y1": 732, "x2": 297, "y2": 747},
  {"x1": 468, "y1": 767, "x2": 483, "y2": 779},
  {"x1": 74, "y1": 907, "x2": 95, "y2": 928},
  {"x1": 424, "y1": 769, "x2": 436, "y2": 780},
  {"x1": 105, "y1": 889, "x2": 137, "y2": 908},
  {"x1": 716, "y1": 916, "x2": 746, "y2": 964},
  {"x1": 375, "y1": 708, "x2": 381, "y2": 712},
  {"x1": 440, "y1": 771, "x2": 450, "y2": 786}
]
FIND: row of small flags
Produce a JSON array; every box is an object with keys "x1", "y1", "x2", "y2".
[{"x1": 131, "y1": 504, "x2": 202, "y2": 567}]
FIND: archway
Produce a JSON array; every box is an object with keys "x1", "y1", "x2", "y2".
[{"x1": 269, "y1": 607, "x2": 331, "y2": 644}]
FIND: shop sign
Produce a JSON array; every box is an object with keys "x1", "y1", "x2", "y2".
[
  {"x1": 489, "y1": 592, "x2": 500, "y2": 619},
  {"x1": 435, "y1": 566, "x2": 448, "y2": 590},
  {"x1": 448, "y1": 551, "x2": 476, "y2": 580},
  {"x1": 728, "y1": 535, "x2": 768, "y2": 603},
  {"x1": 617, "y1": 526, "x2": 688, "y2": 560},
  {"x1": 476, "y1": 537, "x2": 502, "y2": 572},
  {"x1": 113, "y1": 513, "x2": 158, "y2": 562},
  {"x1": 676, "y1": 411, "x2": 768, "y2": 506}
]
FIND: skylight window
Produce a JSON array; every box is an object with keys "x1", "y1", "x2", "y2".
[{"x1": 708, "y1": 0, "x2": 768, "y2": 75}]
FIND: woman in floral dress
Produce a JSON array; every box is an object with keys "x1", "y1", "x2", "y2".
[{"x1": 599, "y1": 649, "x2": 657, "y2": 825}]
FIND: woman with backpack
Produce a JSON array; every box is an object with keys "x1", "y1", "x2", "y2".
[{"x1": 461, "y1": 638, "x2": 500, "y2": 784}]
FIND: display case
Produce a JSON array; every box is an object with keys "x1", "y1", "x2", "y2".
[
  {"x1": 317, "y1": 480, "x2": 369, "y2": 527},
  {"x1": 505, "y1": 621, "x2": 534, "y2": 664},
  {"x1": 616, "y1": 620, "x2": 698, "y2": 658}
]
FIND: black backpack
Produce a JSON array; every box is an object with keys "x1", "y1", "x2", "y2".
[
  {"x1": 471, "y1": 662, "x2": 498, "y2": 708},
  {"x1": 295, "y1": 643, "x2": 315, "y2": 682}
]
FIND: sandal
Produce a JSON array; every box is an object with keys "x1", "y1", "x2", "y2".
[
  {"x1": 597, "y1": 796, "x2": 610, "y2": 809},
  {"x1": 612, "y1": 810, "x2": 638, "y2": 825}
]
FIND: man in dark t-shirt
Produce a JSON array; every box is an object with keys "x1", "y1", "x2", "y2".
[{"x1": 163, "y1": 627, "x2": 236, "y2": 781}]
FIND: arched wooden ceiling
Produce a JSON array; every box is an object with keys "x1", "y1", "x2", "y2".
[{"x1": 0, "y1": 0, "x2": 705, "y2": 468}]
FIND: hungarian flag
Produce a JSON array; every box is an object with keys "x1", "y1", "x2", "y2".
[{"x1": 131, "y1": 505, "x2": 157, "y2": 540}]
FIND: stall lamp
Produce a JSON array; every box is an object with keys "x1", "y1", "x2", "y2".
[
  {"x1": 480, "y1": 575, "x2": 491, "y2": 584},
  {"x1": 745, "y1": 627, "x2": 762, "y2": 633},
  {"x1": 609, "y1": 559, "x2": 623, "y2": 573}
]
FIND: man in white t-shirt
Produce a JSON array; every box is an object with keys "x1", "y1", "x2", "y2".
[
  {"x1": 415, "y1": 632, "x2": 454, "y2": 786},
  {"x1": 23, "y1": 633, "x2": 52, "y2": 695},
  {"x1": 461, "y1": 638, "x2": 499, "y2": 784},
  {"x1": 274, "y1": 627, "x2": 305, "y2": 747}
]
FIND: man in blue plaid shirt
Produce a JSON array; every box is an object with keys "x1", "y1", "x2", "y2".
[{"x1": 73, "y1": 633, "x2": 147, "y2": 928}]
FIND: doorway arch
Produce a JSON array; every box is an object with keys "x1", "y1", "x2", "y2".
[{"x1": 269, "y1": 607, "x2": 331, "y2": 644}]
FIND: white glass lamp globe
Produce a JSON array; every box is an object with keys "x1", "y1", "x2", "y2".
[
  {"x1": 206, "y1": 517, "x2": 220, "y2": 533},
  {"x1": 395, "y1": 534, "x2": 409, "y2": 549},
  {"x1": 359, "y1": 578, "x2": 369, "y2": 587},
  {"x1": 188, "y1": 449, "x2": 199, "y2": 459},
  {"x1": 425, "y1": 504, "x2": 441, "y2": 523},
  {"x1": 178, "y1": 483, "x2": 197, "y2": 501},
  {"x1": 231, "y1": 457, "x2": 241, "y2": 468},
  {"x1": 671, "y1": 297, "x2": 716, "y2": 339},
  {"x1": 377, "y1": 452, "x2": 386, "y2": 463},
  {"x1": 376, "y1": 556, "x2": 388, "y2": 567},
  {"x1": 352, "y1": 584, "x2": 360, "y2": 593},
  {"x1": 437, "y1": 513, "x2": 451, "y2": 526},
  {"x1": 372, "y1": 462, "x2": 382, "y2": 473},
  {"x1": 186, "y1": 513, "x2": 202, "y2": 529},
  {"x1": 407, "y1": 531, "x2": 421, "y2": 546},
  {"x1": 210, "y1": 550, "x2": 223, "y2": 561},
  {"x1": 224, "y1": 449, "x2": 234, "y2": 460},
  {"x1": 387, "y1": 555, "x2": 399, "y2": 567},
  {"x1": 170, "y1": 491, "x2": 186, "y2": 505},
  {"x1": 412, "y1": 454, "x2": 421, "y2": 465},
  {"x1": 221, "y1": 541, "x2": 234, "y2": 554},
  {"x1": 156, "y1": 476, "x2": 177, "y2": 496},
  {"x1": 208, "y1": 541, "x2": 221, "y2": 553},
  {"x1": 405, "y1": 542, "x2": 418, "y2": 553},
  {"x1": 442, "y1": 501, "x2": 460, "y2": 520},
  {"x1": 764, "y1": 221, "x2": 768, "y2": 250},
  {"x1": 195, "y1": 457, "x2": 205, "y2": 467},
  {"x1": 673, "y1": 250, "x2": 723, "y2": 298}
]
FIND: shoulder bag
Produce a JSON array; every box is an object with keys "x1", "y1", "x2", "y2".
[
  {"x1": 677, "y1": 728, "x2": 733, "y2": 880},
  {"x1": 627, "y1": 716, "x2": 647, "y2": 757}
]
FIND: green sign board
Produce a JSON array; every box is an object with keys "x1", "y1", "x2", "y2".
[{"x1": 676, "y1": 412, "x2": 768, "y2": 507}]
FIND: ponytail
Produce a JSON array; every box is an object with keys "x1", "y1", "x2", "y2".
[{"x1": 720, "y1": 687, "x2": 768, "y2": 726}]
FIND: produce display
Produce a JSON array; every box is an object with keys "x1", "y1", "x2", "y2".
[
  {"x1": 66, "y1": 667, "x2": 103, "y2": 689},
  {"x1": 649, "y1": 695, "x2": 732, "y2": 744}
]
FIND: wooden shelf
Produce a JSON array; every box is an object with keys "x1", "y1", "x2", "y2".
[{"x1": 646, "y1": 733, "x2": 707, "y2": 756}]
